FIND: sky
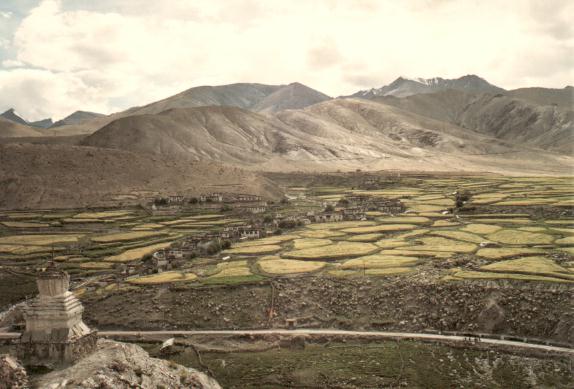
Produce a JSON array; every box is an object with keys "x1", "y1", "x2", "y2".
[{"x1": 0, "y1": 0, "x2": 572, "y2": 121}]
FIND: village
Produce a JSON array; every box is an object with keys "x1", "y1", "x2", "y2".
[{"x1": 131, "y1": 192, "x2": 405, "y2": 276}]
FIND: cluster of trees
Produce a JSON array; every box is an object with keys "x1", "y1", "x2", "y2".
[{"x1": 454, "y1": 190, "x2": 473, "y2": 211}]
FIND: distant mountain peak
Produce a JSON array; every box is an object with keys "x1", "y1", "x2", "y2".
[
  {"x1": 51, "y1": 110, "x2": 105, "y2": 128},
  {"x1": 252, "y1": 82, "x2": 331, "y2": 114},
  {"x1": 1, "y1": 108, "x2": 29, "y2": 126},
  {"x1": 347, "y1": 75, "x2": 504, "y2": 99}
]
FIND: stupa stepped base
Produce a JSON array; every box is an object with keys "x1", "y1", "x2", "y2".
[{"x1": 17, "y1": 331, "x2": 98, "y2": 367}]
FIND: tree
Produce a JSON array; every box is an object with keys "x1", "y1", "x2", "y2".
[
  {"x1": 189, "y1": 197, "x2": 199, "y2": 204},
  {"x1": 220, "y1": 204, "x2": 232, "y2": 212},
  {"x1": 280, "y1": 198, "x2": 289, "y2": 204},
  {"x1": 337, "y1": 198, "x2": 350, "y2": 207},
  {"x1": 154, "y1": 197, "x2": 168, "y2": 206},
  {"x1": 455, "y1": 190, "x2": 472, "y2": 209},
  {"x1": 325, "y1": 204, "x2": 335, "y2": 212}
]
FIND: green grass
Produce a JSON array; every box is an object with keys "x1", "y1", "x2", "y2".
[
  {"x1": 407, "y1": 237, "x2": 477, "y2": 253},
  {"x1": 129, "y1": 271, "x2": 198, "y2": 284},
  {"x1": 307, "y1": 221, "x2": 375, "y2": 230},
  {"x1": 555, "y1": 236, "x2": 574, "y2": 245},
  {"x1": 430, "y1": 230, "x2": 485, "y2": 243},
  {"x1": 346, "y1": 233, "x2": 384, "y2": 242},
  {"x1": 282, "y1": 242, "x2": 379, "y2": 260},
  {"x1": 104, "y1": 242, "x2": 173, "y2": 262},
  {"x1": 447, "y1": 270, "x2": 573, "y2": 283},
  {"x1": 258, "y1": 258, "x2": 325, "y2": 274},
  {"x1": 486, "y1": 229, "x2": 554, "y2": 245},
  {"x1": 461, "y1": 224, "x2": 502, "y2": 234},
  {"x1": 92, "y1": 231, "x2": 166, "y2": 243},
  {"x1": 476, "y1": 247, "x2": 546, "y2": 259},
  {"x1": 481, "y1": 257, "x2": 574, "y2": 279},
  {"x1": 292, "y1": 238, "x2": 332, "y2": 250},
  {"x1": 341, "y1": 224, "x2": 417, "y2": 234},
  {"x1": 223, "y1": 245, "x2": 283, "y2": 255},
  {"x1": 340, "y1": 254, "x2": 420, "y2": 269},
  {"x1": 376, "y1": 216, "x2": 430, "y2": 224},
  {"x1": 299, "y1": 230, "x2": 347, "y2": 239},
  {"x1": 232, "y1": 235, "x2": 299, "y2": 248}
]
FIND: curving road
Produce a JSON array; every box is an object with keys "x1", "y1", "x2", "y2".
[{"x1": 2, "y1": 329, "x2": 571, "y2": 354}]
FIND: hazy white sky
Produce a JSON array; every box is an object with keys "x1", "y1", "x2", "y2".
[{"x1": 0, "y1": 0, "x2": 572, "y2": 120}]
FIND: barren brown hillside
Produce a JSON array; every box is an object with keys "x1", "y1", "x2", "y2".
[{"x1": 0, "y1": 143, "x2": 281, "y2": 209}]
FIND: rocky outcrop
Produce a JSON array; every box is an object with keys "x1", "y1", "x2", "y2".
[
  {"x1": 0, "y1": 354, "x2": 28, "y2": 389},
  {"x1": 34, "y1": 339, "x2": 221, "y2": 389}
]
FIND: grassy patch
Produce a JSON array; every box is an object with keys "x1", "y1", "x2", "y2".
[
  {"x1": 307, "y1": 221, "x2": 375, "y2": 230},
  {"x1": 430, "y1": 230, "x2": 485, "y2": 243},
  {"x1": 379, "y1": 249, "x2": 452, "y2": 258},
  {"x1": 78, "y1": 262, "x2": 114, "y2": 269},
  {"x1": 202, "y1": 261, "x2": 257, "y2": 283},
  {"x1": 282, "y1": 242, "x2": 379, "y2": 260},
  {"x1": 258, "y1": 258, "x2": 325, "y2": 275},
  {"x1": 377, "y1": 217, "x2": 430, "y2": 224},
  {"x1": 517, "y1": 227, "x2": 548, "y2": 232},
  {"x1": 476, "y1": 247, "x2": 546, "y2": 259},
  {"x1": 461, "y1": 224, "x2": 502, "y2": 234},
  {"x1": 340, "y1": 254, "x2": 419, "y2": 269},
  {"x1": 131, "y1": 223, "x2": 166, "y2": 231},
  {"x1": 223, "y1": 245, "x2": 283, "y2": 255},
  {"x1": 486, "y1": 229, "x2": 554, "y2": 245},
  {"x1": 73, "y1": 210, "x2": 133, "y2": 219},
  {"x1": 481, "y1": 257, "x2": 574, "y2": 279},
  {"x1": 346, "y1": 233, "x2": 384, "y2": 242},
  {"x1": 341, "y1": 224, "x2": 417, "y2": 234},
  {"x1": 448, "y1": 270, "x2": 572, "y2": 283},
  {"x1": 232, "y1": 235, "x2": 299, "y2": 248},
  {"x1": 408, "y1": 237, "x2": 477, "y2": 253},
  {"x1": 299, "y1": 230, "x2": 346, "y2": 239},
  {"x1": 432, "y1": 220, "x2": 459, "y2": 227},
  {"x1": 375, "y1": 239, "x2": 411, "y2": 249},
  {"x1": 92, "y1": 231, "x2": 166, "y2": 243},
  {"x1": 0, "y1": 244, "x2": 62, "y2": 255},
  {"x1": 555, "y1": 236, "x2": 574, "y2": 245},
  {"x1": 468, "y1": 218, "x2": 531, "y2": 225},
  {"x1": 105, "y1": 242, "x2": 172, "y2": 262},
  {"x1": 0, "y1": 234, "x2": 83, "y2": 246},
  {"x1": 1, "y1": 221, "x2": 50, "y2": 228},
  {"x1": 129, "y1": 271, "x2": 198, "y2": 284},
  {"x1": 365, "y1": 267, "x2": 416, "y2": 276},
  {"x1": 292, "y1": 238, "x2": 332, "y2": 250}
]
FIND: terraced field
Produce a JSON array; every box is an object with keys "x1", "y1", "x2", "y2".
[
  {"x1": 1, "y1": 175, "x2": 573, "y2": 293},
  {"x1": 154, "y1": 175, "x2": 572, "y2": 287},
  {"x1": 0, "y1": 207, "x2": 257, "y2": 296}
]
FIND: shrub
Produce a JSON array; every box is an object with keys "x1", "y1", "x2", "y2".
[
  {"x1": 337, "y1": 198, "x2": 350, "y2": 207},
  {"x1": 455, "y1": 190, "x2": 472, "y2": 209},
  {"x1": 279, "y1": 220, "x2": 297, "y2": 229},
  {"x1": 154, "y1": 197, "x2": 168, "y2": 206}
]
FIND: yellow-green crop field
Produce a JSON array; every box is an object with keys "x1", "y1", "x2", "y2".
[{"x1": 1, "y1": 175, "x2": 573, "y2": 288}]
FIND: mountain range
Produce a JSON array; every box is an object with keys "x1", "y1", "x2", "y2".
[
  {"x1": 0, "y1": 74, "x2": 572, "y2": 208},
  {"x1": 348, "y1": 75, "x2": 505, "y2": 99}
]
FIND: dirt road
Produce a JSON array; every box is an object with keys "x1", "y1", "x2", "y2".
[{"x1": 2, "y1": 329, "x2": 571, "y2": 354}]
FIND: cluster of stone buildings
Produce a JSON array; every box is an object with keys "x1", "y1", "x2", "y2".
[
  {"x1": 151, "y1": 193, "x2": 268, "y2": 215},
  {"x1": 343, "y1": 195, "x2": 405, "y2": 214}
]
